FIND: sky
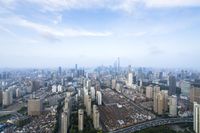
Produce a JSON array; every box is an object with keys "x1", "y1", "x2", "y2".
[{"x1": 0, "y1": 0, "x2": 200, "y2": 69}]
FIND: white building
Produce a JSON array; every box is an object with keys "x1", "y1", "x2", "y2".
[
  {"x1": 96, "y1": 91, "x2": 102, "y2": 105},
  {"x1": 61, "y1": 111, "x2": 68, "y2": 133},
  {"x1": 3, "y1": 89, "x2": 13, "y2": 106},
  {"x1": 90, "y1": 87, "x2": 96, "y2": 101},
  {"x1": 52, "y1": 85, "x2": 57, "y2": 93},
  {"x1": 194, "y1": 102, "x2": 200, "y2": 133},
  {"x1": 78, "y1": 109, "x2": 84, "y2": 131},
  {"x1": 127, "y1": 72, "x2": 133, "y2": 87},
  {"x1": 58, "y1": 85, "x2": 63, "y2": 92}
]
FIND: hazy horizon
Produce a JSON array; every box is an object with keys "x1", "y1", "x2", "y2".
[{"x1": 0, "y1": 0, "x2": 200, "y2": 69}]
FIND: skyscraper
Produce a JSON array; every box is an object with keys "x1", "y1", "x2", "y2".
[
  {"x1": 86, "y1": 95, "x2": 92, "y2": 116},
  {"x1": 127, "y1": 72, "x2": 133, "y2": 87},
  {"x1": 168, "y1": 76, "x2": 176, "y2": 96},
  {"x1": 190, "y1": 85, "x2": 200, "y2": 103},
  {"x1": 194, "y1": 102, "x2": 200, "y2": 133},
  {"x1": 61, "y1": 111, "x2": 68, "y2": 133},
  {"x1": 93, "y1": 105, "x2": 100, "y2": 129},
  {"x1": 78, "y1": 109, "x2": 84, "y2": 131},
  {"x1": 146, "y1": 85, "x2": 153, "y2": 99},
  {"x1": 168, "y1": 95, "x2": 177, "y2": 117}
]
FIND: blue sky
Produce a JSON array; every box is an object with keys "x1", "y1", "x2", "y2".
[{"x1": 0, "y1": 0, "x2": 200, "y2": 68}]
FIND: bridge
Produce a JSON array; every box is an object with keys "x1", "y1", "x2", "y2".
[{"x1": 111, "y1": 117, "x2": 193, "y2": 133}]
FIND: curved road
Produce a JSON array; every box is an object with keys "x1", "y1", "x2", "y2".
[{"x1": 111, "y1": 117, "x2": 193, "y2": 133}]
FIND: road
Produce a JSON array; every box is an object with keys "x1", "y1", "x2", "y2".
[{"x1": 111, "y1": 117, "x2": 193, "y2": 133}]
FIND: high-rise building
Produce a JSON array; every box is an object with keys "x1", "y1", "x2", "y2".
[
  {"x1": 194, "y1": 102, "x2": 200, "y2": 133},
  {"x1": 28, "y1": 98, "x2": 43, "y2": 116},
  {"x1": 3, "y1": 89, "x2": 13, "y2": 106},
  {"x1": 127, "y1": 72, "x2": 133, "y2": 87},
  {"x1": 90, "y1": 87, "x2": 96, "y2": 101},
  {"x1": 155, "y1": 92, "x2": 164, "y2": 115},
  {"x1": 168, "y1": 76, "x2": 176, "y2": 96},
  {"x1": 112, "y1": 79, "x2": 116, "y2": 89},
  {"x1": 86, "y1": 95, "x2": 91, "y2": 116},
  {"x1": 61, "y1": 111, "x2": 68, "y2": 133},
  {"x1": 117, "y1": 57, "x2": 120, "y2": 73},
  {"x1": 190, "y1": 85, "x2": 200, "y2": 103},
  {"x1": 93, "y1": 105, "x2": 100, "y2": 129},
  {"x1": 168, "y1": 95, "x2": 177, "y2": 117},
  {"x1": 0, "y1": 89, "x2": 3, "y2": 106},
  {"x1": 180, "y1": 81, "x2": 190, "y2": 96},
  {"x1": 96, "y1": 91, "x2": 102, "y2": 105},
  {"x1": 161, "y1": 90, "x2": 169, "y2": 112},
  {"x1": 146, "y1": 85, "x2": 153, "y2": 99},
  {"x1": 78, "y1": 109, "x2": 84, "y2": 131},
  {"x1": 153, "y1": 85, "x2": 160, "y2": 112}
]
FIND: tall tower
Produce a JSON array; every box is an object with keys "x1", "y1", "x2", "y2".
[
  {"x1": 168, "y1": 76, "x2": 176, "y2": 96},
  {"x1": 194, "y1": 102, "x2": 200, "y2": 133},
  {"x1": 168, "y1": 95, "x2": 177, "y2": 117},
  {"x1": 78, "y1": 109, "x2": 84, "y2": 131},
  {"x1": 93, "y1": 105, "x2": 100, "y2": 129},
  {"x1": 61, "y1": 112, "x2": 68, "y2": 133},
  {"x1": 117, "y1": 57, "x2": 120, "y2": 73}
]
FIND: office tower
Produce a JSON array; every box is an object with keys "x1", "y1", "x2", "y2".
[
  {"x1": 61, "y1": 111, "x2": 68, "y2": 133},
  {"x1": 32, "y1": 80, "x2": 40, "y2": 92},
  {"x1": 0, "y1": 89, "x2": 2, "y2": 106},
  {"x1": 3, "y1": 89, "x2": 13, "y2": 106},
  {"x1": 190, "y1": 85, "x2": 200, "y2": 103},
  {"x1": 161, "y1": 90, "x2": 169, "y2": 112},
  {"x1": 194, "y1": 102, "x2": 200, "y2": 133},
  {"x1": 157, "y1": 92, "x2": 164, "y2": 115},
  {"x1": 96, "y1": 91, "x2": 102, "y2": 105},
  {"x1": 117, "y1": 57, "x2": 120, "y2": 73},
  {"x1": 64, "y1": 97, "x2": 71, "y2": 126},
  {"x1": 84, "y1": 87, "x2": 88, "y2": 107},
  {"x1": 168, "y1": 76, "x2": 176, "y2": 96},
  {"x1": 28, "y1": 98, "x2": 43, "y2": 116},
  {"x1": 52, "y1": 85, "x2": 57, "y2": 93},
  {"x1": 90, "y1": 87, "x2": 96, "y2": 101},
  {"x1": 58, "y1": 85, "x2": 63, "y2": 92},
  {"x1": 78, "y1": 109, "x2": 84, "y2": 131},
  {"x1": 93, "y1": 105, "x2": 100, "y2": 129},
  {"x1": 153, "y1": 86, "x2": 160, "y2": 113},
  {"x1": 58, "y1": 66, "x2": 62, "y2": 76},
  {"x1": 127, "y1": 72, "x2": 133, "y2": 87},
  {"x1": 86, "y1": 95, "x2": 92, "y2": 116},
  {"x1": 146, "y1": 85, "x2": 153, "y2": 99},
  {"x1": 86, "y1": 80, "x2": 91, "y2": 89},
  {"x1": 168, "y1": 95, "x2": 177, "y2": 117},
  {"x1": 16, "y1": 88, "x2": 21, "y2": 98},
  {"x1": 189, "y1": 85, "x2": 200, "y2": 103},
  {"x1": 180, "y1": 81, "x2": 190, "y2": 96},
  {"x1": 112, "y1": 79, "x2": 116, "y2": 89}
]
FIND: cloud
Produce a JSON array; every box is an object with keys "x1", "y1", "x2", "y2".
[
  {"x1": 0, "y1": 26, "x2": 17, "y2": 37},
  {"x1": 1, "y1": 0, "x2": 200, "y2": 14},
  {"x1": 144, "y1": 0, "x2": 200, "y2": 8},
  {"x1": 0, "y1": 16, "x2": 112, "y2": 41}
]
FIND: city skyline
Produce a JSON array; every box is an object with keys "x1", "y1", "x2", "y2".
[{"x1": 0, "y1": 0, "x2": 200, "y2": 68}]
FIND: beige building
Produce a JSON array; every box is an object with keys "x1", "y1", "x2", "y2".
[
  {"x1": 153, "y1": 86, "x2": 160, "y2": 113},
  {"x1": 78, "y1": 109, "x2": 84, "y2": 131},
  {"x1": 154, "y1": 91, "x2": 164, "y2": 115},
  {"x1": 190, "y1": 86, "x2": 200, "y2": 103},
  {"x1": 28, "y1": 98, "x2": 43, "y2": 116},
  {"x1": 146, "y1": 85, "x2": 153, "y2": 99},
  {"x1": 93, "y1": 105, "x2": 100, "y2": 129},
  {"x1": 168, "y1": 95, "x2": 177, "y2": 117},
  {"x1": 61, "y1": 111, "x2": 68, "y2": 133}
]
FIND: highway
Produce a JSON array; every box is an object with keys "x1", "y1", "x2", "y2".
[{"x1": 111, "y1": 117, "x2": 193, "y2": 133}]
